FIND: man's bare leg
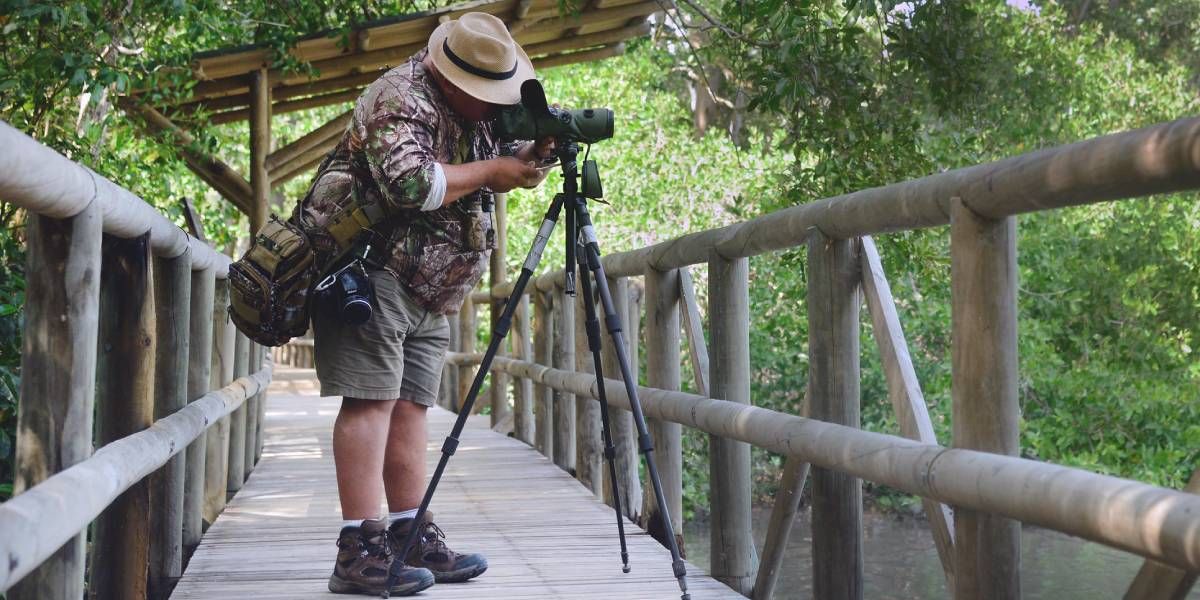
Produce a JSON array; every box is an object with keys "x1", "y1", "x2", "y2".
[
  {"x1": 384, "y1": 399, "x2": 429, "y2": 512},
  {"x1": 333, "y1": 397, "x2": 396, "y2": 519}
]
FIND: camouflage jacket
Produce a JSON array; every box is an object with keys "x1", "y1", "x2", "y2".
[{"x1": 295, "y1": 48, "x2": 498, "y2": 315}]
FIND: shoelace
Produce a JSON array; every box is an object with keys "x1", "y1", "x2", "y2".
[
  {"x1": 421, "y1": 522, "x2": 450, "y2": 555},
  {"x1": 363, "y1": 532, "x2": 393, "y2": 559}
]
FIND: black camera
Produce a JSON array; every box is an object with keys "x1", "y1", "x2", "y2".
[
  {"x1": 314, "y1": 259, "x2": 374, "y2": 326},
  {"x1": 495, "y1": 79, "x2": 613, "y2": 145}
]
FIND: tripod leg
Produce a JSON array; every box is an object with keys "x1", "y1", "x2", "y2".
[
  {"x1": 574, "y1": 200, "x2": 691, "y2": 600},
  {"x1": 574, "y1": 237, "x2": 632, "y2": 573},
  {"x1": 381, "y1": 193, "x2": 567, "y2": 598}
]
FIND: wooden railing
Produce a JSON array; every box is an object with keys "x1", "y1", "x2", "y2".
[
  {"x1": 0, "y1": 121, "x2": 274, "y2": 600},
  {"x1": 449, "y1": 116, "x2": 1200, "y2": 600}
]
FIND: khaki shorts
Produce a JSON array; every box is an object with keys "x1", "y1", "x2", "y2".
[{"x1": 312, "y1": 270, "x2": 450, "y2": 406}]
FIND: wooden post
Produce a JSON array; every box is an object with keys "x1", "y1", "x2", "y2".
[
  {"x1": 489, "y1": 193, "x2": 510, "y2": 426},
  {"x1": 458, "y1": 296, "x2": 476, "y2": 409},
  {"x1": 9, "y1": 203, "x2": 101, "y2": 600},
  {"x1": 254, "y1": 342, "x2": 268, "y2": 463},
  {"x1": 92, "y1": 232, "x2": 155, "y2": 600},
  {"x1": 512, "y1": 294, "x2": 535, "y2": 443},
  {"x1": 601, "y1": 277, "x2": 641, "y2": 520},
  {"x1": 550, "y1": 288, "x2": 577, "y2": 473},
  {"x1": 442, "y1": 311, "x2": 460, "y2": 411},
  {"x1": 708, "y1": 254, "x2": 755, "y2": 596},
  {"x1": 203, "y1": 279, "x2": 235, "y2": 524},
  {"x1": 183, "y1": 268, "x2": 215, "y2": 550},
  {"x1": 807, "y1": 230, "x2": 863, "y2": 600},
  {"x1": 574, "y1": 288, "x2": 601, "y2": 491},
  {"x1": 950, "y1": 199, "x2": 1020, "y2": 600},
  {"x1": 243, "y1": 343, "x2": 260, "y2": 475},
  {"x1": 149, "y1": 251, "x2": 191, "y2": 600},
  {"x1": 642, "y1": 267, "x2": 685, "y2": 554},
  {"x1": 533, "y1": 290, "x2": 554, "y2": 457},
  {"x1": 227, "y1": 332, "x2": 249, "y2": 494},
  {"x1": 249, "y1": 68, "x2": 271, "y2": 235}
]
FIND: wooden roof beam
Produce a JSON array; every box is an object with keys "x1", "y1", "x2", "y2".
[
  {"x1": 178, "y1": 71, "x2": 379, "y2": 112},
  {"x1": 524, "y1": 21, "x2": 649, "y2": 58},
  {"x1": 265, "y1": 109, "x2": 352, "y2": 173},
  {"x1": 272, "y1": 141, "x2": 337, "y2": 189},
  {"x1": 533, "y1": 43, "x2": 627, "y2": 70},
  {"x1": 209, "y1": 87, "x2": 363, "y2": 126},
  {"x1": 184, "y1": 3, "x2": 656, "y2": 103},
  {"x1": 117, "y1": 99, "x2": 253, "y2": 215}
]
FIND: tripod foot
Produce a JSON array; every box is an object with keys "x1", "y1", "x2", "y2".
[{"x1": 622, "y1": 564, "x2": 631, "y2": 574}]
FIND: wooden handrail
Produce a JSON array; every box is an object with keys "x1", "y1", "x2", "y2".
[
  {"x1": 0, "y1": 120, "x2": 273, "y2": 599},
  {"x1": 0, "y1": 365, "x2": 272, "y2": 592}
]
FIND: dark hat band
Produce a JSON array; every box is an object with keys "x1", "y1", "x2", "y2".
[{"x1": 443, "y1": 39, "x2": 518, "y2": 81}]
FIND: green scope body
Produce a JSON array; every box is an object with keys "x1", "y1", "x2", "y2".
[{"x1": 497, "y1": 105, "x2": 614, "y2": 144}]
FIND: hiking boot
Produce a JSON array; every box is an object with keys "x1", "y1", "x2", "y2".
[
  {"x1": 389, "y1": 512, "x2": 488, "y2": 583},
  {"x1": 329, "y1": 518, "x2": 435, "y2": 596}
]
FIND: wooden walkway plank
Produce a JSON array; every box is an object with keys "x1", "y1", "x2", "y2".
[{"x1": 171, "y1": 369, "x2": 739, "y2": 600}]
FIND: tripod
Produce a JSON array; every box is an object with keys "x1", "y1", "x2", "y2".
[{"x1": 383, "y1": 141, "x2": 691, "y2": 599}]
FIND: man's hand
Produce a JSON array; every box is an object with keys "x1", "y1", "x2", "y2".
[
  {"x1": 486, "y1": 157, "x2": 541, "y2": 193},
  {"x1": 516, "y1": 136, "x2": 556, "y2": 163}
]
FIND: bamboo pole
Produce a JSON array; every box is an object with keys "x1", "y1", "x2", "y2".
[
  {"x1": 92, "y1": 232, "x2": 155, "y2": 600},
  {"x1": 203, "y1": 279, "x2": 235, "y2": 523},
  {"x1": 534, "y1": 290, "x2": 554, "y2": 457},
  {"x1": 708, "y1": 255, "x2": 755, "y2": 596},
  {"x1": 950, "y1": 199, "x2": 1020, "y2": 600},
  {"x1": 807, "y1": 230, "x2": 863, "y2": 600},
  {"x1": 490, "y1": 193, "x2": 511, "y2": 426},
  {"x1": 227, "y1": 333, "x2": 250, "y2": 493},
  {"x1": 574, "y1": 288, "x2": 600, "y2": 491},
  {"x1": 601, "y1": 277, "x2": 640, "y2": 519},
  {"x1": 860, "y1": 236, "x2": 955, "y2": 586},
  {"x1": 149, "y1": 251, "x2": 191, "y2": 600},
  {"x1": 512, "y1": 294, "x2": 535, "y2": 444},
  {"x1": 551, "y1": 289, "x2": 577, "y2": 474},
  {"x1": 642, "y1": 267, "x2": 684, "y2": 554},
  {"x1": 183, "y1": 268, "x2": 215, "y2": 550},
  {"x1": 8, "y1": 202, "x2": 101, "y2": 600}
]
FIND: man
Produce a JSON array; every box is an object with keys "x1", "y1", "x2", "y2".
[{"x1": 294, "y1": 12, "x2": 554, "y2": 596}]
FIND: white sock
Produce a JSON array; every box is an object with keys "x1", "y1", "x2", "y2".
[
  {"x1": 389, "y1": 509, "x2": 418, "y2": 523},
  {"x1": 342, "y1": 518, "x2": 366, "y2": 529}
]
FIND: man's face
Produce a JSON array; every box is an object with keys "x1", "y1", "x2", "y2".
[{"x1": 429, "y1": 65, "x2": 501, "y2": 122}]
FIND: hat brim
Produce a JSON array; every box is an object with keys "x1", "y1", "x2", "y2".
[{"x1": 428, "y1": 20, "x2": 535, "y2": 106}]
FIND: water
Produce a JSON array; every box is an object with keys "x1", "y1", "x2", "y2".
[{"x1": 682, "y1": 507, "x2": 1200, "y2": 599}]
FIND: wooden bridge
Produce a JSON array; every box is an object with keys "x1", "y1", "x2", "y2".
[
  {"x1": 169, "y1": 368, "x2": 738, "y2": 599},
  {"x1": 3, "y1": 2, "x2": 1200, "y2": 599}
]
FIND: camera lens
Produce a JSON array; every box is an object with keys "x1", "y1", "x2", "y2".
[{"x1": 335, "y1": 267, "x2": 374, "y2": 326}]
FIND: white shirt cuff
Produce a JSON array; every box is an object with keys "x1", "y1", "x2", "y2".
[{"x1": 422, "y1": 163, "x2": 447, "y2": 212}]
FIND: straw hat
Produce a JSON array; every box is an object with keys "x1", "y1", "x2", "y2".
[{"x1": 428, "y1": 12, "x2": 535, "y2": 105}]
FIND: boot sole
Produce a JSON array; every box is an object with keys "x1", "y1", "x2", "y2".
[
  {"x1": 433, "y1": 562, "x2": 488, "y2": 584},
  {"x1": 328, "y1": 573, "x2": 435, "y2": 596}
]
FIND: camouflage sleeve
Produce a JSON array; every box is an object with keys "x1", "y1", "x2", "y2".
[{"x1": 361, "y1": 112, "x2": 439, "y2": 212}]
